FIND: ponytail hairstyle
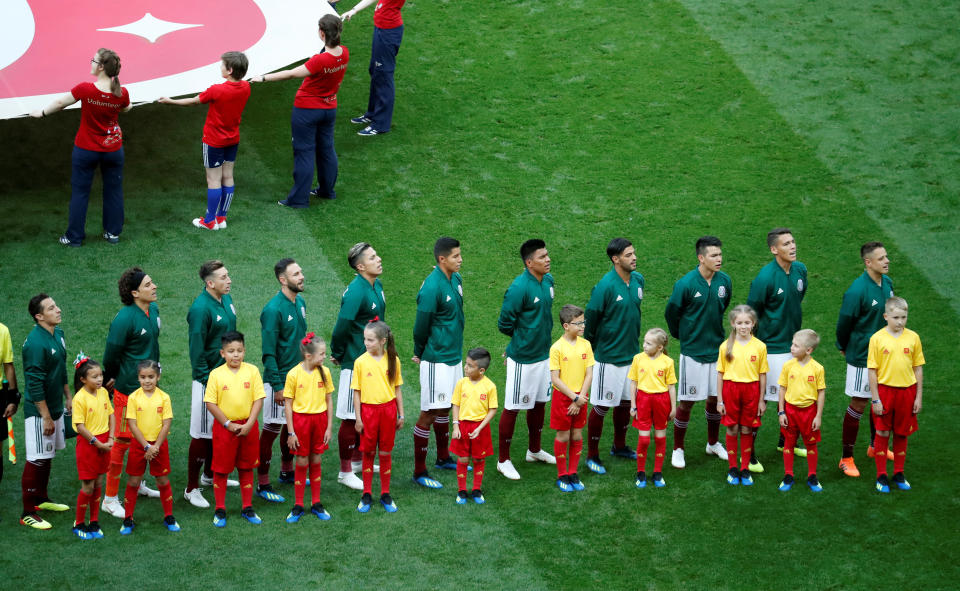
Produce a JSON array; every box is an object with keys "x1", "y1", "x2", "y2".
[
  {"x1": 366, "y1": 320, "x2": 398, "y2": 384},
  {"x1": 73, "y1": 353, "x2": 103, "y2": 393},
  {"x1": 725, "y1": 305, "x2": 758, "y2": 362},
  {"x1": 299, "y1": 331, "x2": 326, "y2": 357},
  {"x1": 645, "y1": 327, "x2": 669, "y2": 356},
  {"x1": 318, "y1": 14, "x2": 342, "y2": 48},
  {"x1": 97, "y1": 48, "x2": 123, "y2": 97},
  {"x1": 136, "y1": 359, "x2": 162, "y2": 377}
]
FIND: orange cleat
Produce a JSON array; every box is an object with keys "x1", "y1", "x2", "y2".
[{"x1": 838, "y1": 457, "x2": 861, "y2": 478}]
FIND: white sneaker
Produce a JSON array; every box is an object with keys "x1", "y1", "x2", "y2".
[
  {"x1": 183, "y1": 487, "x2": 210, "y2": 508},
  {"x1": 497, "y1": 459, "x2": 521, "y2": 480},
  {"x1": 671, "y1": 448, "x2": 686, "y2": 469},
  {"x1": 200, "y1": 474, "x2": 240, "y2": 487},
  {"x1": 101, "y1": 496, "x2": 125, "y2": 519},
  {"x1": 352, "y1": 460, "x2": 380, "y2": 473},
  {"x1": 705, "y1": 441, "x2": 729, "y2": 460},
  {"x1": 525, "y1": 449, "x2": 557, "y2": 464},
  {"x1": 138, "y1": 482, "x2": 160, "y2": 498},
  {"x1": 337, "y1": 471, "x2": 364, "y2": 490}
]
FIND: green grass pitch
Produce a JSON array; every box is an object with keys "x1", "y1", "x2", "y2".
[{"x1": 0, "y1": 1, "x2": 957, "y2": 589}]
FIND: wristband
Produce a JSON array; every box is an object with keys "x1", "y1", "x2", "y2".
[
  {"x1": 143, "y1": 444, "x2": 151, "y2": 451},
  {"x1": 224, "y1": 420, "x2": 233, "y2": 429},
  {"x1": 398, "y1": 415, "x2": 405, "y2": 420},
  {"x1": 777, "y1": 411, "x2": 786, "y2": 416},
  {"x1": 89, "y1": 436, "x2": 97, "y2": 444},
  {"x1": 288, "y1": 431, "x2": 296, "y2": 438},
  {"x1": 871, "y1": 399, "x2": 881, "y2": 405},
  {"x1": 452, "y1": 420, "x2": 460, "y2": 425}
]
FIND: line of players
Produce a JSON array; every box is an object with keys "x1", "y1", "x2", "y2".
[{"x1": 7, "y1": 230, "x2": 924, "y2": 535}]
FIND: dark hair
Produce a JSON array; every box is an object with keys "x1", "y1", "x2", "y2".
[
  {"x1": 97, "y1": 48, "x2": 123, "y2": 97},
  {"x1": 348, "y1": 242, "x2": 373, "y2": 270},
  {"x1": 606, "y1": 237, "x2": 632, "y2": 261},
  {"x1": 559, "y1": 304, "x2": 584, "y2": 325},
  {"x1": 274, "y1": 258, "x2": 296, "y2": 281},
  {"x1": 467, "y1": 347, "x2": 492, "y2": 370},
  {"x1": 695, "y1": 236, "x2": 722, "y2": 256},
  {"x1": 74, "y1": 357, "x2": 103, "y2": 393},
  {"x1": 199, "y1": 260, "x2": 225, "y2": 283},
  {"x1": 136, "y1": 359, "x2": 161, "y2": 376},
  {"x1": 365, "y1": 321, "x2": 399, "y2": 384},
  {"x1": 28, "y1": 293, "x2": 50, "y2": 322},
  {"x1": 221, "y1": 330, "x2": 245, "y2": 347},
  {"x1": 520, "y1": 239, "x2": 546, "y2": 262},
  {"x1": 221, "y1": 51, "x2": 248, "y2": 80},
  {"x1": 861, "y1": 241, "x2": 884, "y2": 259},
  {"x1": 766, "y1": 228, "x2": 792, "y2": 249},
  {"x1": 318, "y1": 14, "x2": 342, "y2": 47},
  {"x1": 434, "y1": 237, "x2": 460, "y2": 261},
  {"x1": 118, "y1": 267, "x2": 147, "y2": 306}
]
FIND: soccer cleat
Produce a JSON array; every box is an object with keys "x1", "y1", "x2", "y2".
[
  {"x1": 569, "y1": 473, "x2": 585, "y2": 491},
  {"x1": 36, "y1": 500, "x2": 70, "y2": 512},
  {"x1": 740, "y1": 472, "x2": 754, "y2": 486},
  {"x1": 72, "y1": 523, "x2": 93, "y2": 540},
  {"x1": 350, "y1": 115, "x2": 372, "y2": 125},
  {"x1": 164, "y1": 515, "x2": 181, "y2": 532},
  {"x1": 213, "y1": 509, "x2": 227, "y2": 528},
  {"x1": 526, "y1": 449, "x2": 557, "y2": 464},
  {"x1": 102, "y1": 232, "x2": 120, "y2": 244},
  {"x1": 357, "y1": 126, "x2": 384, "y2": 136},
  {"x1": 192, "y1": 217, "x2": 217, "y2": 230},
  {"x1": 357, "y1": 493, "x2": 373, "y2": 513},
  {"x1": 838, "y1": 457, "x2": 861, "y2": 478},
  {"x1": 278, "y1": 471, "x2": 296, "y2": 484},
  {"x1": 86, "y1": 521, "x2": 104, "y2": 538},
  {"x1": 705, "y1": 441, "x2": 729, "y2": 460},
  {"x1": 20, "y1": 514, "x2": 52, "y2": 530},
  {"x1": 119, "y1": 518, "x2": 136, "y2": 535},
  {"x1": 256, "y1": 485, "x2": 286, "y2": 503},
  {"x1": 380, "y1": 493, "x2": 398, "y2": 513},
  {"x1": 184, "y1": 487, "x2": 210, "y2": 508},
  {"x1": 635, "y1": 471, "x2": 647, "y2": 489},
  {"x1": 892, "y1": 472, "x2": 911, "y2": 491},
  {"x1": 456, "y1": 491, "x2": 468, "y2": 505},
  {"x1": 215, "y1": 216, "x2": 227, "y2": 229},
  {"x1": 241, "y1": 507, "x2": 262, "y2": 524},
  {"x1": 286, "y1": 505, "x2": 304, "y2": 523},
  {"x1": 434, "y1": 457, "x2": 458, "y2": 470},
  {"x1": 497, "y1": 459, "x2": 521, "y2": 480},
  {"x1": 58, "y1": 235, "x2": 81, "y2": 247},
  {"x1": 352, "y1": 460, "x2": 380, "y2": 473},
  {"x1": 807, "y1": 475, "x2": 823, "y2": 492},
  {"x1": 652, "y1": 472, "x2": 666, "y2": 488},
  {"x1": 311, "y1": 503, "x2": 331, "y2": 521},
  {"x1": 471, "y1": 489, "x2": 486, "y2": 505},
  {"x1": 586, "y1": 456, "x2": 607, "y2": 475},
  {"x1": 748, "y1": 458, "x2": 764, "y2": 473},
  {"x1": 556, "y1": 476, "x2": 574, "y2": 493},
  {"x1": 779, "y1": 475, "x2": 794, "y2": 492},
  {"x1": 338, "y1": 471, "x2": 364, "y2": 490},
  {"x1": 727, "y1": 468, "x2": 741, "y2": 486},
  {"x1": 413, "y1": 472, "x2": 443, "y2": 489},
  {"x1": 201, "y1": 474, "x2": 239, "y2": 487},
  {"x1": 611, "y1": 446, "x2": 637, "y2": 459},
  {"x1": 138, "y1": 482, "x2": 160, "y2": 498},
  {"x1": 671, "y1": 448, "x2": 686, "y2": 469},
  {"x1": 876, "y1": 475, "x2": 891, "y2": 494}
]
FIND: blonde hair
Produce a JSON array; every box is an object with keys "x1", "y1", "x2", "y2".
[
  {"x1": 793, "y1": 329, "x2": 820, "y2": 352},
  {"x1": 725, "y1": 305, "x2": 758, "y2": 362},
  {"x1": 645, "y1": 327, "x2": 668, "y2": 356},
  {"x1": 885, "y1": 296, "x2": 908, "y2": 313}
]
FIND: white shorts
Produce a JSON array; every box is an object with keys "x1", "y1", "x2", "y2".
[
  {"x1": 590, "y1": 362, "x2": 631, "y2": 407},
  {"x1": 335, "y1": 369, "x2": 356, "y2": 420},
  {"x1": 764, "y1": 353, "x2": 792, "y2": 402},
  {"x1": 504, "y1": 358, "x2": 551, "y2": 411},
  {"x1": 190, "y1": 381, "x2": 215, "y2": 439},
  {"x1": 845, "y1": 364, "x2": 872, "y2": 398},
  {"x1": 677, "y1": 355, "x2": 718, "y2": 402},
  {"x1": 25, "y1": 414, "x2": 66, "y2": 461},
  {"x1": 420, "y1": 361, "x2": 462, "y2": 411},
  {"x1": 262, "y1": 382, "x2": 287, "y2": 425}
]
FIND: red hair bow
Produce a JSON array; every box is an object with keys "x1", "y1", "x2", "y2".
[
  {"x1": 369, "y1": 316, "x2": 379, "y2": 323},
  {"x1": 301, "y1": 332, "x2": 316, "y2": 345},
  {"x1": 74, "y1": 352, "x2": 90, "y2": 369}
]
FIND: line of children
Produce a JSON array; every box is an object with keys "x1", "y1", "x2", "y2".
[
  {"x1": 627, "y1": 328, "x2": 677, "y2": 489},
  {"x1": 549, "y1": 305, "x2": 593, "y2": 492},
  {"x1": 450, "y1": 348, "x2": 497, "y2": 504}
]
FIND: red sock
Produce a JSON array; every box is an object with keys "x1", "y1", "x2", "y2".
[
  {"x1": 498, "y1": 409, "x2": 518, "y2": 462},
  {"x1": 587, "y1": 407, "x2": 605, "y2": 458},
  {"x1": 258, "y1": 426, "x2": 280, "y2": 485},
  {"x1": 554, "y1": 439, "x2": 568, "y2": 478},
  {"x1": 294, "y1": 464, "x2": 307, "y2": 506},
  {"x1": 413, "y1": 424, "x2": 430, "y2": 474},
  {"x1": 673, "y1": 406, "x2": 691, "y2": 450},
  {"x1": 705, "y1": 399, "x2": 721, "y2": 445},
  {"x1": 456, "y1": 461, "x2": 468, "y2": 491},
  {"x1": 90, "y1": 485, "x2": 102, "y2": 522},
  {"x1": 239, "y1": 469, "x2": 254, "y2": 508},
  {"x1": 75, "y1": 489, "x2": 92, "y2": 525},
  {"x1": 892, "y1": 435, "x2": 907, "y2": 474},
  {"x1": 434, "y1": 415, "x2": 451, "y2": 461},
  {"x1": 806, "y1": 443, "x2": 818, "y2": 477},
  {"x1": 473, "y1": 459, "x2": 485, "y2": 490},
  {"x1": 527, "y1": 402, "x2": 546, "y2": 453},
  {"x1": 309, "y1": 462, "x2": 322, "y2": 505},
  {"x1": 187, "y1": 437, "x2": 208, "y2": 491},
  {"x1": 873, "y1": 434, "x2": 889, "y2": 477},
  {"x1": 653, "y1": 436, "x2": 666, "y2": 473},
  {"x1": 213, "y1": 473, "x2": 228, "y2": 510},
  {"x1": 279, "y1": 425, "x2": 294, "y2": 472},
  {"x1": 739, "y1": 433, "x2": 754, "y2": 472},
  {"x1": 841, "y1": 405, "x2": 862, "y2": 458},
  {"x1": 158, "y1": 482, "x2": 173, "y2": 517},
  {"x1": 338, "y1": 420, "x2": 356, "y2": 472},
  {"x1": 612, "y1": 401, "x2": 631, "y2": 450},
  {"x1": 379, "y1": 452, "x2": 392, "y2": 495},
  {"x1": 362, "y1": 452, "x2": 374, "y2": 494},
  {"x1": 783, "y1": 430, "x2": 798, "y2": 476},
  {"x1": 569, "y1": 439, "x2": 583, "y2": 475},
  {"x1": 637, "y1": 435, "x2": 650, "y2": 473},
  {"x1": 124, "y1": 484, "x2": 139, "y2": 519},
  {"x1": 726, "y1": 433, "x2": 739, "y2": 469}
]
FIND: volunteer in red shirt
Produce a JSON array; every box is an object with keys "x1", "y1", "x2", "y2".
[
  {"x1": 32, "y1": 48, "x2": 132, "y2": 247},
  {"x1": 253, "y1": 15, "x2": 349, "y2": 207}
]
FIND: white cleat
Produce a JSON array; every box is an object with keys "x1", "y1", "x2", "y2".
[
  {"x1": 101, "y1": 496, "x2": 125, "y2": 519},
  {"x1": 183, "y1": 487, "x2": 210, "y2": 508},
  {"x1": 705, "y1": 441, "x2": 729, "y2": 461},
  {"x1": 497, "y1": 459, "x2": 521, "y2": 480},
  {"x1": 337, "y1": 471, "x2": 364, "y2": 490},
  {"x1": 138, "y1": 482, "x2": 160, "y2": 498},
  {"x1": 200, "y1": 474, "x2": 240, "y2": 487},
  {"x1": 671, "y1": 448, "x2": 686, "y2": 469},
  {"x1": 352, "y1": 460, "x2": 379, "y2": 473},
  {"x1": 525, "y1": 449, "x2": 557, "y2": 464}
]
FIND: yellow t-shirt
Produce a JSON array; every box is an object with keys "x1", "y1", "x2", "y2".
[
  {"x1": 72, "y1": 387, "x2": 113, "y2": 436},
  {"x1": 126, "y1": 387, "x2": 173, "y2": 441},
  {"x1": 549, "y1": 336, "x2": 595, "y2": 393},
  {"x1": 284, "y1": 363, "x2": 334, "y2": 414},
  {"x1": 452, "y1": 376, "x2": 498, "y2": 422},
  {"x1": 0, "y1": 322, "x2": 12, "y2": 364},
  {"x1": 351, "y1": 352, "x2": 403, "y2": 404},
  {"x1": 716, "y1": 336, "x2": 769, "y2": 383},
  {"x1": 204, "y1": 362, "x2": 266, "y2": 420},
  {"x1": 867, "y1": 328, "x2": 925, "y2": 388},
  {"x1": 778, "y1": 358, "x2": 825, "y2": 408},
  {"x1": 628, "y1": 352, "x2": 677, "y2": 394}
]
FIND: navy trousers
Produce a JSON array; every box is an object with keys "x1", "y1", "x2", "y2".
[
  {"x1": 66, "y1": 146, "x2": 124, "y2": 243},
  {"x1": 286, "y1": 106, "x2": 338, "y2": 207},
  {"x1": 364, "y1": 25, "x2": 403, "y2": 132}
]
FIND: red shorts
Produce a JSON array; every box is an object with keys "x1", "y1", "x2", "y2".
[
  {"x1": 126, "y1": 439, "x2": 172, "y2": 477},
  {"x1": 359, "y1": 400, "x2": 397, "y2": 453},
  {"x1": 780, "y1": 402, "x2": 821, "y2": 445},
  {"x1": 721, "y1": 381, "x2": 761, "y2": 428},
  {"x1": 873, "y1": 383, "x2": 919, "y2": 436},
  {"x1": 212, "y1": 418, "x2": 260, "y2": 473},
  {"x1": 291, "y1": 411, "x2": 330, "y2": 456},
  {"x1": 113, "y1": 391, "x2": 132, "y2": 438},
  {"x1": 75, "y1": 432, "x2": 111, "y2": 480},
  {"x1": 632, "y1": 390, "x2": 672, "y2": 431},
  {"x1": 550, "y1": 389, "x2": 587, "y2": 430},
  {"x1": 449, "y1": 420, "x2": 494, "y2": 459}
]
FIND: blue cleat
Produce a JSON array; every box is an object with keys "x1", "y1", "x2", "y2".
[
  {"x1": 286, "y1": 505, "x2": 304, "y2": 523},
  {"x1": 413, "y1": 472, "x2": 444, "y2": 489},
  {"x1": 434, "y1": 457, "x2": 458, "y2": 470},
  {"x1": 241, "y1": 507, "x2": 262, "y2": 524},
  {"x1": 163, "y1": 515, "x2": 181, "y2": 532},
  {"x1": 471, "y1": 489, "x2": 485, "y2": 505},
  {"x1": 727, "y1": 468, "x2": 740, "y2": 486},
  {"x1": 556, "y1": 476, "x2": 574, "y2": 493},
  {"x1": 380, "y1": 493, "x2": 398, "y2": 513},
  {"x1": 652, "y1": 472, "x2": 666, "y2": 488},
  {"x1": 806, "y1": 475, "x2": 823, "y2": 492},
  {"x1": 73, "y1": 524, "x2": 94, "y2": 540},
  {"x1": 586, "y1": 457, "x2": 607, "y2": 475},
  {"x1": 611, "y1": 446, "x2": 637, "y2": 460},
  {"x1": 455, "y1": 491, "x2": 468, "y2": 505},
  {"x1": 569, "y1": 473, "x2": 585, "y2": 491},
  {"x1": 740, "y1": 473, "x2": 754, "y2": 486},
  {"x1": 892, "y1": 473, "x2": 911, "y2": 491},
  {"x1": 86, "y1": 521, "x2": 104, "y2": 539},
  {"x1": 357, "y1": 493, "x2": 373, "y2": 513},
  {"x1": 212, "y1": 509, "x2": 227, "y2": 528},
  {"x1": 257, "y1": 486, "x2": 285, "y2": 503},
  {"x1": 311, "y1": 503, "x2": 331, "y2": 520},
  {"x1": 876, "y1": 475, "x2": 891, "y2": 494},
  {"x1": 778, "y1": 475, "x2": 794, "y2": 492},
  {"x1": 635, "y1": 472, "x2": 647, "y2": 489},
  {"x1": 119, "y1": 518, "x2": 136, "y2": 536}
]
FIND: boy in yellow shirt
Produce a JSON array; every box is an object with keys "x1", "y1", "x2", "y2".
[
  {"x1": 548, "y1": 305, "x2": 593, "y2": 492},
  {"x1": 451, "y1": 348, "x2": 498, "y2": 504},
  {"x1": 776, "y1": 330, "x2": 826, "y2": 492}
]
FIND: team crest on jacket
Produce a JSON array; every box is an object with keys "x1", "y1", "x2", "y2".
[{"x1": 717, "y1": 286, "x2": 726, "y2": 298}]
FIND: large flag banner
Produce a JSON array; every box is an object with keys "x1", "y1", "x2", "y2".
[{"x1": 0, "y1": 0, "x2": 336, "y2": 119}]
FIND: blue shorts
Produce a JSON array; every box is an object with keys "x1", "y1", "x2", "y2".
[{"x1": 202, "y1": 142, "x2": 239, "y2": 168}]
